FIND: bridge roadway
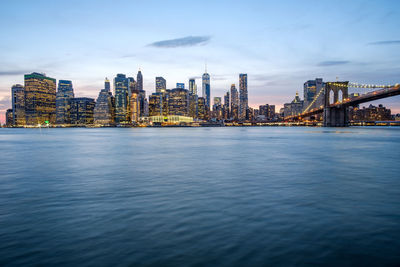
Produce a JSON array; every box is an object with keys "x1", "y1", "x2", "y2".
[{"x1": 285, "y1": 84, "x2": 400, "y2": 121}]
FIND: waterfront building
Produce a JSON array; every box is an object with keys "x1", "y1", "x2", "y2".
[
  {"x1": 198, "y1": 97, "x2": 208, "y2": 121},
  {"x1": 149, "y1": 115, "x2": 193, "y2": 124},
  {"x1": 24, "y1": 72, "x2": 56, "y2": 125},
  {"x1": 70, "y1": 97, "x2": 95, "y2": 125},
  {"x1": 11, "y1": 84, "x2": 25, "y2": 126},
  {"x1": 239, "y1": 73, "x2": 248, "y2": 121},
  {"x1": 350, "y1": 104, "x2": 392, "y2": 121},
  {"x1": 188, "y1": 93, "x2": 198, "y2": 119},
  {"x1": 56, "y1": 80, "x2": 74, "y2": 124},
  {"x1": 6, "y1": 109, "x2": 13, "y2": 127},
  {"x1": 94, "y1": 78, "x2": 115, "y2": 125},
  {"x1": 259, "y1": 104, "x2": 276, "y2": 120},
  {"x1": 176, "y1": 83, "x2": 185, "y2": 89},
  {"x1": 130, "y1": 83, "x2": 140, "y2": 123},
  {"x1": 303, "y1": 78, "x2": 324, "y2": 110},
  {"x1": 230, "y1": 84, "x2": 239, "y2": 120},
  {"x1": 156, "y1": 77, "x2": 166, "y2": 93},
  {"x1": 202, "y1": 69, "x2": 210, "y2": 109},
  {"x1": 212, "y1": 97, "x2": 222, "y2": 120},
  {"x1": 149, "y1": 93, "x2": 165, "y2": 116},
  {"x1": 223, "y1": 91, "x2": 230, "y2": 120},
  {"x1": 114, "y1": 74, "x2": 129, "y2": 124},
  {"x1": 168, "y1": 88, "x2": 189, "y2": 116},
  {"x1": 283, "y1": 92, "x2": 304, "y2": 117},
  {"x1": 189, "y1": 78, "x2": 197, "y2": 95}
]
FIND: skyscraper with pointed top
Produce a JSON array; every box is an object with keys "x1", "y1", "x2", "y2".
[{"x1": 202, "y1": 64, "x2": 210, "y2": 110}]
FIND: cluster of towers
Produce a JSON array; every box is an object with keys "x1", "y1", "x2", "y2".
[{"x1": 6, "y1": 69, "x2": 250, "y2": 127}]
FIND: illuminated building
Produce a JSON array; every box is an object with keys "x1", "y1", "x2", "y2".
[
  {"x1": 135, "y1": 70, "x2": 147, "y2": 117},
  {"x1": 156, "y1": 77, "x2": 166, "y2": 93},
  {"x1": 168, "y1": 88, "x2": 189, "y2": 116},
  {"x1": 149, "y1": 92, "x2": 166, "y2": 116},
  {"x1": 350, "y1": 104, "x2": 392, "y2": 121},
  {"x1": 130, "y1": 83, "x2": 140, "y2": 123},
  {"x1": 239, "y1": 73, "x2": 248, "y2": 121},
  {"x1": 259, "y1": 104, "x2": 276, "y2": 120},
  {"x1": 94, "y1": 78, "x2": 115, "y2": 125},
  {"x1": 114, "y1": 74, "x2": 129, "y2": 124},
  {"x1": 304, "y1": 78, "x2": 324, "y2": 111},
  {"x1": 189, "y1": 78, "x2": 197, "y2": 95},
  {"x1": 176, "y1": 83, "x2": 185, "y2": 89},
  {"x1": 6, "y1": 109, "x2": 13, "y2": 127},
  {"x1": 11, "y1": 84, "x2": 25, "y2": 126},
  {"x1": 212, "y1": 97, "x2": 222, "y2": 120},
  {"x1": 223, "y1": 91, "x2": 230, "y2": 119},
  {"x1": 188, "y1": 78, "x2": 198, "y2": 119},
  {"x1": 24, "y1": 72, "x2": 56, "y2": 125},
  {"x1": 198, "y1": 97, "x2": 208, "y2": 121},
  {"x1": 149, "y1": 115, "x2": 193, "y2": 124},
  {"x1": 202, "y1": 68, "x2": 210, "y2": 109},
  {"x1": 283, "y1": 92, "x2": 304, "y2": 117},
  {"x1": 230, "y1": 84, "x2": 239, "y2": 120},
  {"x1": 189, "y1": 93, "x2": 198, "y2": 119},
  {"x1": 70, "y1": 97, "x2": 95, "y2": 125},
  {"x1": 56, "y1": 80, "x2": 74, "y2": 124}
]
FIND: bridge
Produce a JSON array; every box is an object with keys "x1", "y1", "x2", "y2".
[{"x1": 284, "y1": 82, "x2": 400, "y2": 127}]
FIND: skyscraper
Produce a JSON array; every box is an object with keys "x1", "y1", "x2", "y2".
[
  {"x1": 114, "y1": 73, "x2": 129, "y2": 124},
  {"x1": 105, "y1": 77, "x2": 111, "y2": 91},
  {"x1": 223, "y1": 91, "x2": 230, "y2": 120},
  {"x1": 202, "y1": 68, "x2": 210, "y2": 109},
  {"x1": 156, "y1": 77, "x2": 166, "y2": 93},
  {"x1": 230, "y1": 84, "x2": 239, "y2": 120},
  {"x1": 56, "y1": 80, "x2": 74, "y2": 124},
  {"x1": 11, "y1": 84, "x2": 25, "y2": 126},
  {"x1": 189, "y1": 78, "x2": 197, "y2": 95},
  {"x1": 94, "y1": 78, "x2": 115, "y2": 125},
  {"x1": 239, "y1": 74, "x2": 248, "y2": 120},
  {"x1": 6, "y1": 109, "x2": 13, "y2": 127},
  {"x1": 197, "y1": 97, "x2": 208, "y2": 121},
  {"x1": 24, "y1": 72, "x2": 56, "y2": 125},
  {"x1": 304, "y1": 78, "x2": 324, "y2": 110},
  {"x1": 136, "y1": 70, "x2": 143, "y2": 91},
  {"x1": 176, "y1": 83, "x2": 185, "y2": 89},
  {"x1": 70, "y1": 97, "x2": 96, "y2": 125},
  {"x1": 168, "y1": 88, "x2": 189, "y2": 116}
]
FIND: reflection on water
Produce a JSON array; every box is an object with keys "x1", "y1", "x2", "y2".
[{"x1": 0, "y1": 127, "x2": 400, "y2": 266}]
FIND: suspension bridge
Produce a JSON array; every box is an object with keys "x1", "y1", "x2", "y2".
[{"x1": 284, "y1": 82, "x2": 400, "y2": 127}]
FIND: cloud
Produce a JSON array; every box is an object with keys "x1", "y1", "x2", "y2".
[
  {"x1": 148, "y1": 36, "x2": 211, "y2": 48},
  {"x1": 317, "y1": 60, "x2": 350, "y2": 67},
  {"x1": 0, "y1": 70, "x2": 30, "y2": 76},
  {"x1": 368, "y1": 40, "x2": 400, "y2": 46}
]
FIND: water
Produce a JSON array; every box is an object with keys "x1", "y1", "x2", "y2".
[{"x1": 0, "y1": 127, "x2": 400, "y2": 266}]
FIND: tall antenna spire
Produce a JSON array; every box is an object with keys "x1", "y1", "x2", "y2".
[{"x1": 205, "y1": 60, "x2": 207, "y2": 73}]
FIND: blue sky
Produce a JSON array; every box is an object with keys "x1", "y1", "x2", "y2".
[{"x1": 1, "y1": 0, "x2": 400, "y2": 122}]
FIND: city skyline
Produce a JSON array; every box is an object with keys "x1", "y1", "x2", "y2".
[{"x1": 1, "y1": 0, "x2": 400, "y2": 123}]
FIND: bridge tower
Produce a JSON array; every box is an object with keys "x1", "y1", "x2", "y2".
[{"x1": 323, "y1": 81, "x2": 349, "y2": 127}]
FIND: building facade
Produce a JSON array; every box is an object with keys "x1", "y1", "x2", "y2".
[
  {"x1": 94, "y1": 78, "x2": 115, "y2": 125},
  {"x1": 239, "y1": 74, "x2": 248, "y2": 120},
  {"x1": 24, "y1": 72, "x2": 57, "y2": 125},
  {"x1": 114, "y1": 74, "x2": 129, "y2": 124},
  {"x1": 56, "y1": 80, "x2": 74, "y2": 124},
  {"x1": 11, "y1": 84, "x2": 25, "y2": 126},
  {"x1": 70, "y1": 97, "x2": 95, "y2": 125},
  {"x1": 168, "y1": 88, "x2": 189, "y2": 116},
  {"x1": 156, "y1": 77, "x2": 166, "y2": 93},
  {"x1": 202, "y1": 71, "x2": 210, "y2": 109}
]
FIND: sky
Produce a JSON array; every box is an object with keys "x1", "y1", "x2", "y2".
[{"x1": 1, "y1": 0, "x2": 400, "y2": 123}]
